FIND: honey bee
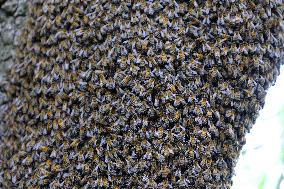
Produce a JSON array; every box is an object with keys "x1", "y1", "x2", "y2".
[
  {"x1": 168, "y1": 84, "x2": 176, "y2": 93},
  {"x1": 159, "y1": 165, "x2": 170, "y2": 178},
  {"x1": 49, "y1": 180, "x2": 62, "y2": 188},
  {"x1": 159, "y1": 51, "x2": 167, "y2": 62},
  {"x1": 54, "y1": 15, "x2": 62, "y2": 27},
  {"x1": 141, "y1": 40, "x2": 149, "y2": 50},
  {"x1": 199, "y1": 128, "x2": 210, "y2": 139},
  {"x1": 22, "y1": 155, "x2": 33, "y2": 166},
  {"x1": 11, "y1": 153, "x2": 20, "y2": 166},
  {"x1": 177, "y1": 51, "x2": 186, "y2": 61},
  {"x1": 225, "y1": 110, "x2": 236, "y2": 122},
  {"x1": 70, "y1": 139, "x2": 80, "y2": 148},
  {"x1": 171, "y1": 110, "x2": 180, "y2": 122},
  {"x1": 40, "y1": 146, "x2": 50, "y2": 153},
  {"x1": 200, "y1": 98, "x2": 209, "y2": 108},
  {"x1": 177, "y1": 176, "x2": 189, "y2": 188},
  {"x1": 39, "y1": 178, "x2": 51, "y2": 186},
  {"x1": 244, "y1": 87, "x2": 254, "y2": 98},
  {"x1": 186, "y1": 147, "x2": 195, "y2": 159},
  {"x1": 192, "y1": 162, "x2": 202, "y2": 175},
  {"x1": 173, "y1": 96, "x2": 185, "y2": 107},
  {"x1": 225, "y1": 124, "x2": 236, "y2": 139},
  {"x1": 121, "y1": 75, "x2": 131, "y2": 86},
  {"x1": 160, "y1": 15, "x2": 170, "y2": 27},
  {"x1": 51, "y1": 164, "x2": 61, "y2": 173},
  {"x1": 80, "y1": 15, "x2": 89, "y2": 25},
  {"x1": 145, "y1": 178, "x2": 158, "y2": 189}
]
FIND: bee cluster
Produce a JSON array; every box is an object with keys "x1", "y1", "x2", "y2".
[{"x1": 0, "y1": 0, "x2": 283, "y2": 188}]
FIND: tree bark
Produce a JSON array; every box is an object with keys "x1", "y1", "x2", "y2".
[{"x1": 0, "y1": 0, "x2": 27, "y2": 78}]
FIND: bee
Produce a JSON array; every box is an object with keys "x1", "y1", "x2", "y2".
[
  {"x1": 159, "y1": 51, "x2": 168, "y2": 62},
  {"x1": 200, "y1": 157, "x2": 209, "y2": 168},
  {"x1": 55, "y1": 15, "x2": 62, "y2": 27},
  {"x1": 173, "y1": 96, "x2": 186, "y2": 107},
  {"x1": 206, "y1": 109, "x2": 213, "y2": 119},
  {"x1": 210, "y1": 67, "x2": 222, "y2": 79},
  {"x1": 157, "y1": 180, "x2": 170, "y2": 189},
  {"x1": 162, "y1": 144, "x2": 174, "y2": 157},
  {"x1": 193, "y1": 106, "x2": 204, "y2": 116},
  {"x1": 186, "y1": 147, "x2": 195, "y2": 159},
  {"x1": 199, "y1": 128, "x2": 210, "y2": 139},
  {"x1": 141, "y1": 40, "x2": 149, "y2": 51},
  {"x1": 130, "y1": 64, "x2": 140, "y2": 75},
  {"x1": 178, "y1": 155, "x2": 189, "y2": 166},
  {"x1": 192, "y1": 162, "x2": 202, "y2": 175},
  {"x1": 51, "y1": 164, "x2": 61, "y2": 173},
  {"x1": 55, "y1": 118, "x2": 64, "y2": 128},
  {"x1": 160, "y1": 15, "x2": 170, "y2": 27},
  {"x1": 49, "y1": 180, "x2": 62, "y2": 188},
  {"x1": 177, "y1": 51, "x2": 186, "y2": 61},
  {"x1": 39, "y1": 178, "x2": 51, "y2": 186},
  {"x1": 244, "y1": 87, "x2": 254, "y2": 98},
  {"x1": 40, "y1": 146, "x2": 50, "y2": 153},
  {"x1": 208, "y1": 122, "x2": 218, "y2": 136},
  {"x1": 70, "y1": 139, "x2": 80, "y2": 148},
  {"x1": 200, "y1": 98, "x2": 210, "y2": 108},
  {"x1": 11, "y1": 153, "x2": 20, "y2": 166},
  {"x1": 225, "y1": 110, "x2": 236, "y2": 122},
  {"x1": 105, "y1": 137, "x2": 114, "y2": 151},
  {"x1": 45, "y1": 46, "x2": 57, "y2": 57},
  {"x1": 225, "y1": 124, "x2": 235, "y2": 139},
  {"x1": 22, "y1": 155, "x2": 33, "y2": 166},
  {"x1": 97, "y1": 73, "x2": 107, "y2": 86},
  {"x1": 159, "y1": 165, "x2": 170, "y2": 178},
  {"x1": 144, "y1": 4, "x2": 154, "y2": 15},
  {"x1": 145, "y1": 178, "x2": 158, "y2": 189},
  {"x1": 80, "y1": 15, "x2": 90, "y2": 25},
  {"x1": 121, "y1": 75, "x2": 131, "y2": 86},
  {"x1": 168, "y1": 84, "x2": 176, "y2": 93},
  {"x1": 177, "y1": 176, "x2": 189, "y2": 188},
  {"x1": 170, "y1": 109, "x2": 180, "y2": 122}
]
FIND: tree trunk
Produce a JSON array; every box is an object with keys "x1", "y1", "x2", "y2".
[{"x1": 0, "y1": 0, "x2": 27, "y2": 77}]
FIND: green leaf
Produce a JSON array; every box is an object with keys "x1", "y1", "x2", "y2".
[{"x1": 258, "y1": 174, "x2": 266, "y2": 189}]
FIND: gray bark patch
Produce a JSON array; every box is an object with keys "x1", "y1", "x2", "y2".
[{"x1": 0, "y1": 0, "x2": 28, "y2": 76}]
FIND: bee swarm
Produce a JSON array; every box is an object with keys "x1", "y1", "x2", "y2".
[{"x1": 0, "y1": 0, "x2": 283, "y2": 188}]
